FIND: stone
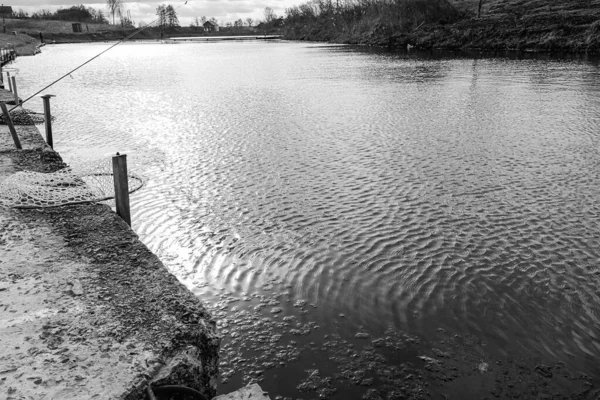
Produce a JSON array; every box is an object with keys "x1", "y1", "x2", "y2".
[
  {"x1": 535, "y1": 364, "x2": 553, "y2": 378},
  {"x1": 213, "y1": 383, "x2": 272, "y2": 400},
  {"x1": 478, "y1": 362, "x2": 489, "y2": 373}
]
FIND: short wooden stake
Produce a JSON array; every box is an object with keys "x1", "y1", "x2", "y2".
[
  {"x1": 41, "y1": 95, "x2": 55, "y2": 148},
  {"x1": 112, "y1": 153, "x2": 131, "y2": 227},
  {"x1": 0, "y1": 102, "x2": 22, "y2": 149},
  {"x1": 6, "y1": 71, "x2": 11, "y2": 92},
  {"x1": 10, "y1": 76, "x2": 18, "y2": 104}
]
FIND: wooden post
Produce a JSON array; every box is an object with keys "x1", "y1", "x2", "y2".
[
  {"x1": 112, "y1": 153, "x2": 131, "y2": 227},
  {"x1": 10, "y1": 76, "x2": 18, "y2": 104},
  {"x1": 41, "y1": 95, "x2": 55, "y2": 148},
  {"x1": 0, "y1": 102, "x2": 22, "y2": 149},
  {"x1": 6, "y1": 71, "x2": 11, "y2": 92}
]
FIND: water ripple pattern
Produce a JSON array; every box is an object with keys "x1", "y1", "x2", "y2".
[{"x1": 15, "y1": 43, "x2": 600, "y2": 384}]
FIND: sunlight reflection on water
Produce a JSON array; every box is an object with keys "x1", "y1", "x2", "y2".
[{"x1": 15, "y1": 42, "x2": 600, "y2": 397}]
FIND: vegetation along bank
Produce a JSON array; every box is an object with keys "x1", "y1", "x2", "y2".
[
  {"x1": 281, "y1": 0, "x2": 600, "y2": 53},
  {"x1": 6, "y1": 0, "x2": 599, "y2": 54}
]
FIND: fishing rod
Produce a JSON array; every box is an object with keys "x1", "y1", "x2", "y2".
[{"x1": 9, "y1": 1, "x2": 188, "y2": 112}]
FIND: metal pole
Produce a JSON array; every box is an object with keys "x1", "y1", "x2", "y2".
[
  {"x1": 41, "y1": 95, "x2": 55, "y2": 148},
  {"x1": 112, "y1": 153, "x2": 131, "y2": 227},
  {"x1": 10, "y1": 76, "x2": 18, "y2": 104},
  {"x1": 0, "y1": 102, "x2": 21, "y2": 149}
]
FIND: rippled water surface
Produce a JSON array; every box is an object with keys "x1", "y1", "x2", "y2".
[{"x1": 15, "y1": 42, "x2": 600, "y2": 397}]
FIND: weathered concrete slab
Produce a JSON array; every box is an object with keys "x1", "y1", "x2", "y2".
[
  {"x1": 213, "y1": 384, "x2": 272, "y2": 400},
  {"x1": 0, "y1": 105, "x2": 220, "y2": 399},
  {"x1": 0, "y1": 86, "x2": 17, "y2": 103},
  {"x1": 0, "y1": 124, "x2": 48, "y2": 151}
]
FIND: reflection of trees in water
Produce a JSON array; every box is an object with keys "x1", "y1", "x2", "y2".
[
  {"x1": 351, "y1": 50, "x2": 452, "y2": 83},
  {"x1": 526, "y1": 59, "x2": 600, "y2": 97}
]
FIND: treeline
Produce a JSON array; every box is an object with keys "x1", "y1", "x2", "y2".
[
  {"x1": 283, "y1": 0, "x2": 458, "y2": 41},
  {"x1": 17, "y1": 5, "x2": 108, "y2": 24},
  {"x1": 156, "y1": 4, "x2": 179, "y2": 28}
]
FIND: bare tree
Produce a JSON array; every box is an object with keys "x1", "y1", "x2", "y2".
[
  {"x1": 264, "y1": 6, "x2": 277, "y2": 23},
  {"x1": 106, "y1": 0, "x2": 123, "y2": 25},
  {"x1": 94, "y1": 9, "x2": 108, "y2": 23},
  {"x1": 120, "y1": 9, "x2": 133, "y2": 27},
  {"x1": 156, "y1": 4, "x2": 179, "y2": 28},
  {"x1": 156, "y1": 4, "x2": 167, "y2": 29},
  {"x1": 246, "y1": 17, "x2": 253, "y2": 26},
  {"x1": 166, "y1": 5, "x2": 179, "y2": 27},
  {"x1": 14, "y1": 8, "x2": 29, "y2": 18}
]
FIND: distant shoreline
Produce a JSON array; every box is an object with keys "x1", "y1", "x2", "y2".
[
  {"x1": 9, "y1": 17, "x2": 600, "y2": 57},
  {"x1": 282, "y1": 2, "x2": 600, "y2": 54}
]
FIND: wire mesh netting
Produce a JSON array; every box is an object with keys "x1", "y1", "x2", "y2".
[
  {"x1": 0, "y1": 156, "x2": 144, "y2": 209},
  {"x1": 0, "y1": 108, "x2": 49, "y2": 125}
]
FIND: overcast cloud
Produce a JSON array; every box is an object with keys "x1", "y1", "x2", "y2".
[{"x1": 14, "y1": 0, "x2": 297, "y2": 27}]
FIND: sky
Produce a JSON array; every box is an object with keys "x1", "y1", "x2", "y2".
[{"x1": 13, "y1": 0, "x2": 298, "y2": 27}]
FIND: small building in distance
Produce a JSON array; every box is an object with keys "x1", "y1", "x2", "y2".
[
  {"x1": 203, "y1": 20, "x2": 219, "y2": 33},
  {"x1": 0, "y1": 6, "x2": 13, "y2": 18},
  {"x1": 72, "y1": 22, "x2": 82, "y2": 32}
]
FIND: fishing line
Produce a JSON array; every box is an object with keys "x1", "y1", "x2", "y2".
[{"x1": 9, "y1": 1, "x2": 188, "y2": 112}]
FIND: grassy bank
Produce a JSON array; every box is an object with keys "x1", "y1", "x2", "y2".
[
  {"x1": 34, "y1": 26, "x2": 262, "y2": 44},
  {"x1": 0, "y1": 33, "x2": 39, "y2": 56},
  {"x1": 1, "y1": 18, "x2": 128, "y2": 56},
  {"x1": 5, "y1": 18, "x2": 123, "y2": 35},
  {"x1": 283, "y1": 0, "x2": 600, "y2": 53},
  {"x1": 5, "y1": 17, "x2": 264, "y2": 49}
]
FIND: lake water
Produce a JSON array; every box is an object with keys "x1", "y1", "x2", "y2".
[{"x1": 14, "y1": 42, "x2": 600, "y2": 397}]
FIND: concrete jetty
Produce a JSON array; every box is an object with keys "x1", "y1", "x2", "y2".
[{"x1": 0, "y1": 92, "x2": 220, "y2": 398}]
